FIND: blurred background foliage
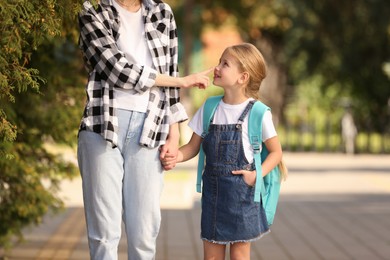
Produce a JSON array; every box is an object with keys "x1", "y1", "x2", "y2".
[
  {"x1": 0, "y1": 0, "x2": 83, "y2": 249},
  {"x1": 0, "y1": 0, "x2": 389, "y2": 250}
]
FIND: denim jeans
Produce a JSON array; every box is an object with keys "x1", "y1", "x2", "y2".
[{"x1": 77, "y1": 109, "x2": 164, "y2": 260}]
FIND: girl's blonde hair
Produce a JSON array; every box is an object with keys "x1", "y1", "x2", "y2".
[
  {"x1": 222, "y1": 43, "x2": 267, "y2": 100},
  {"x1": 278, "y1": 159, "x2": 288, "y2": 181},
  {"x1": 224, "y1": 43, "x2": 288, "y2": 180}
]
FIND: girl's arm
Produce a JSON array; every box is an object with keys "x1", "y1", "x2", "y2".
[
  {"x1": 161, "y1": 133, "x2": 202, "y2": 170},
  {"x1": 232, "y1": 135, "x2": 282, "y2": 186},
  {"x1": 261, "y1": 136, "x2": 283, "y2": 176},
  {"x1": 177, "y1": 133, "x2": 203, "y2": 163}
]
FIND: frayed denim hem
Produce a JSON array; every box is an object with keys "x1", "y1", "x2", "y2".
[{"x1": 201, "y1": 229, "x2": 271, "y2": 245}]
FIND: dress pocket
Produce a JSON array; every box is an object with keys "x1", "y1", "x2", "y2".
[
  {"x1": 218, "y1": 140, "x2": 239, "y2": 164},
  {"x1": 238, "y1": 174, "x2": 255, "y2": 189}
]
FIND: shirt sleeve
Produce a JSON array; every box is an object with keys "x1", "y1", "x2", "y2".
[
  {"x1": 78, "y1": 1, "x2": 157, "y2": 93},
  {"x1": 188, "y1": 105, "x2": 204, "y2": 137},
  {"x1": 165, "y1": 7, "x2": 188, "y2": 124},
  {"x1": 262, "y1": 110, "x2": 277, "y2": 141},
  {"x1": 188, "y1": 103, "x2": 275, "y2": 143}
]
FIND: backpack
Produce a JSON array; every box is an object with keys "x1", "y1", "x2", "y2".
[{"x1": 196, "y1": 95, "x2": 281, "y2": 226}]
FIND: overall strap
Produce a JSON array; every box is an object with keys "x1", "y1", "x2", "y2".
[
  {"x1": 248, "y1": 101, "x2": 270, "y2": 202},
  {"x1": 196, "y1": 95, "x2": 223, "y2": 193},
  {"x1": 238, "y1": 100, "x2": 256, "y2": 123},
  {"x1": 201, "y1": 95, "x2": 223, "y2": 137}
]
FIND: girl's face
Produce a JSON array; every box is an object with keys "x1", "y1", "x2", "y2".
[{"x1": 213, "y1": 52, "x2": 244, "y2": 89}]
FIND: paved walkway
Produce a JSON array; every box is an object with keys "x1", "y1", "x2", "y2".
[{"x1": 1, "y1": 153, "x2": 390, "y2": 259}]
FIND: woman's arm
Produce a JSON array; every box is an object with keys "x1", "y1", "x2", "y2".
[
  {"x1": 160, "y1": 123, "x2": 180, "y2": 171},
  {"x1": 78, "y1": 2, "x2": 157, "y2": 93},
  {"x1": 154, "y1": 68, "x2": 213, "y2": 89},
  {"x1": 79, "y1": 3, "x2": 212, "y2": 93}
]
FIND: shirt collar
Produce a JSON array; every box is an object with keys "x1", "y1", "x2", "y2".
[{"x1": 100, "y1": 0, "x2": 158, "y2": 8}]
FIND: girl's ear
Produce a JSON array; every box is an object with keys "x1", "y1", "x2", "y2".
[{"x1": 238, "y1": 72, "x2": 250, "y2": 84}]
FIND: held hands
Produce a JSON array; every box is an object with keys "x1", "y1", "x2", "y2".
[
  {"x1": 159, "y1": 134, "x2": 179, "y2": 171},
  {"x1": 160, "y1": 151, "x2": 178, "y2": 171},
  {"x1": 160, "y1": 123, "x2": 180, "y2": 171},
  {"x1": 232, "y1": 169, "x2": 257, "y2": 186},
  {"x1": 182, "y1": 67, "x2": 214, "y2": 89}
]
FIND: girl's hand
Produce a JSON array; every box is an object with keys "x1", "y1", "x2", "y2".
[{"x1": 231, "y1": 170, "x2": 257, "y2": 186}]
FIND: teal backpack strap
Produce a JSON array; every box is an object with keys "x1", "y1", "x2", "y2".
[
  {"x1": 196, "y1": 95, "x2": 223, "y2": 193},
  {"x1": 249, "y1": 100, "x2": 282, "y2": 226},
  {"x1": 248, "y1": 101, "x2": 269, "y2": 203}
]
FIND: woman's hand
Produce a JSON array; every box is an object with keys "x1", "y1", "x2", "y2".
[
  {"x1": 181, "y1": 68, "x2": 214, "y2": 89},
  {"x1": 232, "y1": 169, "x2": 257, "y2": 186},
  {"x1": 155, "y1": 68, "x2": 214, "y2": 89},
  {"x1": 160, "y1": 123, "x2": 179, "y2": 171}
]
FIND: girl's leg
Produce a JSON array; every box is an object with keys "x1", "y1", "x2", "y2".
[
  {"x1": 230, "y1": 242, "x2": 251, "y2": 260},
  {"x1": 203, "y1": 241, "x2": 226, "y2": 260}
]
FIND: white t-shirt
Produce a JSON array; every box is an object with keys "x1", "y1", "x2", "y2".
[
  {"x1": 188, "y1": 98, "x2": 277, "y2": 163},
  {"x1": 113, "y1": 1, "x2": 153, "y2": 112}
]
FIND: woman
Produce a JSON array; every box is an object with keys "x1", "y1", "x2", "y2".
[{"x1": 77, "y1": 0, "x2": 210, "y2": 259}]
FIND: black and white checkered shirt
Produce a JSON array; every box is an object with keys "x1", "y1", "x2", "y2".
[{"x1": 78, "y1": 0, "x2": 188, "y2": 148}]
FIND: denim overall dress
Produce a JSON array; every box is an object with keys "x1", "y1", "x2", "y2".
[{"x1": 201, "y1": 101, "x2": 270, "y2": 244}]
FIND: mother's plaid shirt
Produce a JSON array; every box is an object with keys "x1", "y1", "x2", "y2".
[{"x1": 78, "y1": 0, "x2": 188, "y2": 148}]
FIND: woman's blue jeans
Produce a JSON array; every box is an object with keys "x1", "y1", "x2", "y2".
[{"x1": 77, "y1": 109, "x2": 164, "y2": 260}]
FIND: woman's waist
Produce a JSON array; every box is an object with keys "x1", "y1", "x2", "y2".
[{"x1": 115, "y1": 88, "x2": 150, "y2": 112}]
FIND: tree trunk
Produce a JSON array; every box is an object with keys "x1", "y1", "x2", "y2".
[{"x1": 255, "y1": 37, "x2": 289, "y2": 126}]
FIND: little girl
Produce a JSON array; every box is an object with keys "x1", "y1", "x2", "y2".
[{"x1": 162, "y1": 43, "x2": 286, "y2": 260}]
